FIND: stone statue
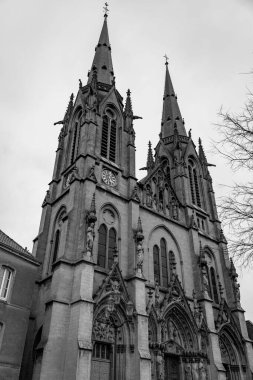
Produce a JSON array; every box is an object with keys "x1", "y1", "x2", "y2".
[
  {"x1": 199, "y1": 359, "x2": 208, "y2": 380},
  {"x1": 86, "y1": 222, "x2": 95, "y2": 257},
  {"x1": 202, "y1": 267, "x2": 209, "y2": 297},
  {"x1": 184, "y1": 362, "x2": 193, "y2": 380},
  {"x1": 136, "y1": 242, "x2": 144, "y2": 274},
  {"x1": 192, "y1": 361, "x2": 199, "y2": 380},
  {"x1": 146, "y1": 187, "x2": 153, "y2": 208}
]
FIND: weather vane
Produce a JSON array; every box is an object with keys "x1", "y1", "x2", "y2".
[
  {"x1": 103, "y1": 2, "x2": 109, "y2": 16},
  {"x1": 164, "y1": 54, "x2": 169, "y2": 65}
]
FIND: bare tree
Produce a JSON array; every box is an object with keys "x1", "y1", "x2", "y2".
[{"x1": 215, "y1": 93, "x2": 253, "y2": 265}]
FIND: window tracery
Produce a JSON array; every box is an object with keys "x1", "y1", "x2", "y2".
[{"x1": 142, "y1": 161, "x2": 180, "y2": 220}]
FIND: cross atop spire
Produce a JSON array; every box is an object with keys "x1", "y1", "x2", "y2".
[
  {"x1": 87, "y1": 12, "x2": 114, "y2": 85},
  {"x1": 163, "y1": 54, "x2": 169, "y2": 65},
  {"x1": 161, "y1": 62, "x2": 187, "y2": 138},
  {"x1": 103, "y1": 2, "x2": 109, "y2": 17}
]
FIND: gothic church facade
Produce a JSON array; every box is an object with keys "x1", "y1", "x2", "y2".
[{"x1": 21, "y1": 13, "x2": 253, "y2": 380}]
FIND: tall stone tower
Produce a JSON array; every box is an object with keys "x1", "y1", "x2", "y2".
[{"x1": 21, "y1": 12, "x2": 253, "y2": 380}]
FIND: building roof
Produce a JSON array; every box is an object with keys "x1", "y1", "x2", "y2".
[{"x1": 0, "y1": 229, "x2": 38, "y2": 264}]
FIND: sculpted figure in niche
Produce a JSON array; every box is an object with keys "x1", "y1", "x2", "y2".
[
  {"x1": 184, "y1": 362, "x2": 193, "y2": 380},
  {"x1": 199, "y1": 359, "x2": 208, "y2": 380},
  {"x1": 86, "y1": 222, "x2": 95, "y2": 257},
  {"x1": 146, "y1": 186, "x2": 153, "y2": 208},
  {"x1": 136, "y1": 241, "x2": 144, "y2": 274},
  {"x1": 202, "y1": 267, "x2": 209, "y2": 297},
  {"x1": 192, "y1": 360, "x2": 199, "y2": 380},
  {"x1": 156, "y1": 351, "x2": 164, "y2": 380}
]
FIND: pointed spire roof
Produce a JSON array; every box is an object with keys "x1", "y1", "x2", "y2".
[
  {"x1": 88, "y1": 15, "x2": 114, "y2": 86},
  {"x1": 161, "y1": 62, "x2": 187, "y2": 138}
]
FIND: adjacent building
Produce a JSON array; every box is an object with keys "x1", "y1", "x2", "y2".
[
  {"x1": 0, "y1": 230, "x2": 39, "y2": 379},
  {"x1": 20, "y1": 12, "x2": 253, "y2": 380}
]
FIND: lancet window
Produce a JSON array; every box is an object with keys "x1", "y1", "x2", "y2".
[
  {"x1": 204, "y1": 248, "x2": 219, "y2": 304},
  {"x1": 48, "y1": 207, "x2": 67, "y2": 273},
  {"x1": 97, "y1": 224, "x2": 117, "y2": 269},
  {"x1": 153, "y1": 238, "x2": 169, "y2": 287},
  {"x1": 188, "y1": 158, "x2": 201, "y2": 207},
  {"x1": 101, "y1": 108, "x2": 117, "y2": 163}
]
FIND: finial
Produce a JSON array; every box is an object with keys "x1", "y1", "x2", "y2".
[
  {"x1": 79, "y1": 79, "x2": 83, "y2": 89},
  {"x1": 199, "y1": 137, "x2": 202, "y2": 146},
  {"x1": 164, "y1": 54, "x2": 169, "y2": 65},
  {"x1": 103, "y1": 2, "x2": 109, "y2": 17}
]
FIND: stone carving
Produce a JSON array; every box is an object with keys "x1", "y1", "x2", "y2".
[
  {"x1": 131, "y1": 185, "x2": 140, "y2": 202},
  {"x1": 199, "y1": 359, "x2": 208, "y2": 380},
  {"x1": 57, "y1": 127, "x2": 64, "y2": 149},
  {"x1": 102, "y1": 209, "x2": 115, "y2": 225},
  {"x1": 42, "y1": 190, "x2": 51, "y2": 207},
  {"x1": 201, "y1": 266, "x2": 209, "y2": 297},
  {"x1": 88, "y1": 165, "x2": 97, "y2": 182},
  {"x1": 135, "y1": 217, "x2": 144, "y2": 275},
  {"x1": 192, "y1": 361, "x2": 199, "y2": 380},
  {"x1": 145, "y1": 186, "x2": 153, "y2": 208},
  {"x1": 156, "y1": 351, "x2": 164, "y2": 380},
  {"x1": 85, "y1": 193, "x2": 97, "y2": 258},
  {"x1": 93, "y1": 320, "x2": 114, "y2": 342},
  {"x1": 184, "y1": 362, "x2": 193, "y2": 380},
  {"x1": 230, "y1": 259, "x2": 241, "y2": 307}
]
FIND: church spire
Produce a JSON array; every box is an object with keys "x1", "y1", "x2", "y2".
[
  {"x1": 87, "y1": 13, "x2": 114, "y2": 85},
  {"x1": 161, "y1": 61, "x2": 187, "y2": 138}
]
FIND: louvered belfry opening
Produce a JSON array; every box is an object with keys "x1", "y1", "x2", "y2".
[{"x1": 100, "y1": 109, "x2": 117, "y2": 163}]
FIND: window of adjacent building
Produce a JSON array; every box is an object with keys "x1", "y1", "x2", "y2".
[
  {"x1": 100, "y1": 109, "x2": 117, "y2": 163},
  {"x1": 153, "y1": 239, "x2": 169, "y2": 287},
  {"x1": 0, "y1": 266, "x2": 13, "y2": 300},
  {"x1": 188, "y1": 158, "x2": 201, "y2": 207},
  {"x1": 97, "y1": 224, "x2": 117, "y2": 269}
]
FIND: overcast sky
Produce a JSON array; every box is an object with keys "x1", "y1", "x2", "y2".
[{"x1": 1, "y1": 0, "x2": 253, "y2": 319}]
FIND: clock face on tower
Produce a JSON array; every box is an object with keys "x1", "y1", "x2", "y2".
[{"x1": 101, "y1": 169, "x2": 117, "y2": 187}]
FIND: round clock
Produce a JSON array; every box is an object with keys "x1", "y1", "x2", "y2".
[{"x1": 102, "y1": 169, "x2": 117, "y2": 187}]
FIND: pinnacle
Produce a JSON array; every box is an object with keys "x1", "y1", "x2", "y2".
[
  {"x1": 147, "y1": 141, "x2": 154, "y2": 170},
  {"x1": 124, "y1": 89, "x2": 133, "y2": 116}
]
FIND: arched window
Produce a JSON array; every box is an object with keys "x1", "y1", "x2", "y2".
[
  {"x1": 48, "y1": 207, "x2": 67, "y2": 273},
  {"x1": 188, "y1": 158, "x2": 201, "y2": 207},
  {"x1": 160, "y1": 239, "x2": 168, "y2": 287},
  {"x1": 204, "y1": 248, "x2": 219, "y2": 304},
  {"x1": 0, "y1": 266, "x2": 13, "y2": 300},
  {"x1": 153, "y1": 245, "x2": 160, "y2": 285},
  {"x1": 97, "y1": 224, "x2": 117, "y2": 269},
  {"x1": 101, "y1": 109, "x2": 117, "y2": 163}
]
